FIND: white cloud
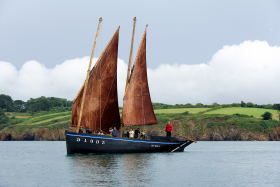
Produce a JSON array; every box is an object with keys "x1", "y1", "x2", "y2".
[
  {"x1": 148, "y1": 40, "x2": 280, "y2": 105},
  {"x1": 1, "y1": 40, "x2": 280, "y2": 105}
]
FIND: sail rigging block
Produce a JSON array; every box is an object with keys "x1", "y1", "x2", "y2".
[
  {"x1": 122, "y1": 28, "x2": 157, "y2": 126},
  {"x1": 71, "y1": 28, "x2": 120, "y2": 132}
]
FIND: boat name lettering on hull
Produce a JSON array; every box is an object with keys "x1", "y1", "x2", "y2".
[{"x1": 76, "y1": 138, "x2": 105, "y2": 144}]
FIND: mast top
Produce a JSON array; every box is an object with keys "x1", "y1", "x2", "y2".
[{"x1": 99, "y1": 17, "x2": 103, "y2": 22}]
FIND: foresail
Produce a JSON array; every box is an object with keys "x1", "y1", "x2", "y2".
[
  {"x1": 122, "y1": 27, "x2": 157, "y2": 126},
  {"x1": 71, "y1": 28, "x2": 120, "y2": 132}
]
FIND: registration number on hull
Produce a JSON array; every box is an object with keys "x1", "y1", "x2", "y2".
[
  {"x1": 76, "y1": 138, "x2": 105, "y2": 144},
  {"x1": 151, "y1": 145, "x2": 160, "y2": 147}
]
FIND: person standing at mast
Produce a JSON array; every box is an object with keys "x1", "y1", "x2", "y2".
[{"x1": 166, "y1": 121, "x2": 173, "y2": 137}]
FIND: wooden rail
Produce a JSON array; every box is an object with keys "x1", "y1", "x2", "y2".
[{"x1": 173, "y1": 134, "x2": 197, "y2": 143}]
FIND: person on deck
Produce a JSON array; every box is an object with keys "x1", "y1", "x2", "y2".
[
  {"x1": 109, "y1": 127, "x2": 113, "y2": 137},
  {"x1": 166, "y1": 121, "x2": 173, "y2": 137},
  {"x1": 86, "y1": 127, "x2": 92, "y2": 134},
  {"x1": 125, "y1": 129, "x2": 130, "y2": 138},
  {"x1": 134, "y1": 128, "x2": 140, "y2": 139},
  {"x1": 79, "y1": 127, "x2": 83, "y2": 133},
  {"x1": 112, "y1": 127, "x2": 118, "y2": 137},
  {"x1": 140, "y1": 132, "x2": 146, "y2": 139},
  {"x1": 129, "y1": 128, "x2": 134, "y2": 139}
]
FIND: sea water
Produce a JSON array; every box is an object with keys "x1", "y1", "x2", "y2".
[{"x1": 0, "y1": 141, "x2": 279, "y2": 187}]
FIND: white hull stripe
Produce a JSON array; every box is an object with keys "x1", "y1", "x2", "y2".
[
  {"x1": 67, "y1": 134, "x2": 181, "y2": 144},
  {"x1": 171, "y1": 142, "x2": 187, "y2": 152}
]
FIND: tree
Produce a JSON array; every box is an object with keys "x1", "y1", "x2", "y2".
[
  {"x1": 273, "y1": 104, "x2": 280, "y2": 121},
  {"x1": 195, "y1": 103, "x2": 203, "y2": 108},
  {"x1": 261, "y1": 112, "x2": 272, "y2": 120},
  {"x1": 14, "y1": 100, "x2": 25, "y2": 111},
  {"x1": 231, "y1": 103, "x2": 239, "y2": 107},
  {"x1": 212, "y1": 102, "x2": 220, "y2": 107},
  {"x1": 246, "y1": 102, "x2": 254, "y2": 107},
  {"x1": 0, "y1": 108, "x2": 9, "y2": 125},
  {"x1": 265, "y1": 104, "x2": 273, "y2": 109},
  {"x1": 241, "y1": 101, "x2": 246, "y2": 107},
  {"x1": 0, "y1": 94, "x2": 15, "y2": 112}
]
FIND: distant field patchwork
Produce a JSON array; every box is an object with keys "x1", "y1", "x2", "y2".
[
  {"x1": 154, "y1": 108, "x2": 210, "y2": 114},
  {"x1": 204, "y1": 107, "x2": 278, "y2": 117}
]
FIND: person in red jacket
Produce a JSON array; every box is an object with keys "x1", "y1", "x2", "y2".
[{"x1": 166, "y1": 121, "x2": 173, "y2": 137}]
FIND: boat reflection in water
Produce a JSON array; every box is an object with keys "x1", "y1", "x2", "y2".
[{"x1": 67, "y1": 154, "x2": 158, "y2": 185}]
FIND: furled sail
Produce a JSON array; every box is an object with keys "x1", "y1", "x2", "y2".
[
  {"x1": 71, "y1": 28, "x2": 120, "y2": 132},
  {"x1": 122, "y1": 27, "x2": 157, "y2": 126}
]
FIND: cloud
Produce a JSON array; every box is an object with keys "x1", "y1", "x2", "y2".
[
  {"x1": 148, "y1": 40, "x2": 280, "y2": 105},
  {"x1": 1, "y1": 40, "x2": 280, "y2": 105}
]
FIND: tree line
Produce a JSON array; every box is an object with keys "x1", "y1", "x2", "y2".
[
  {"x1": 0, "y1": 94, "x2": 73, "y2": 113},
  {"x1": 152, "y1": 101, "x2": 280, "y2": 110}
]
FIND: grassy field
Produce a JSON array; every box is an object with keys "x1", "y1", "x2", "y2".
[
  {"x1": 1, "y1": 110, "x2": 72, "y2": 133},
  {"x1": 204, "y1": 107, "x2": 278, "y2": 117},
  {"x1": 154, "y1": 108, "x2": 210, "y2": 114},
  {"x1": 272, "y1": 113, "x2": 279, "y2": 121}
]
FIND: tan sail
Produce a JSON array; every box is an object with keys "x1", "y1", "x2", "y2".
[
  {"x1": 71, "y1": 28, "x2": 120, "y2": 132},
  {"x1": 122, "y1": 27, "x2": 157, "y2": 126}
]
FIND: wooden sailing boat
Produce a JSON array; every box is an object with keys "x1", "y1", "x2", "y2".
[{"x1": 65, "y1": 18, "x2": 196, "y2": 154}]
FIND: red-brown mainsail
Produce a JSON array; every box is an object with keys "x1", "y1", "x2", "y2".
[
  {"x1": 122, "y1": 27, "x2": 157, "y2": 126},
  {"x1": 71, "y1": 28, "x2": 120, "y2": 132}
]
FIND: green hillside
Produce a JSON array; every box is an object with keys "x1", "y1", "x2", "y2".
[
  {"x1": 204, "y1": 107, "x2": 278, "y2": 117},
  {"x1": 1, "y1": 105, "x2": 279, "y2": 141},
  {"x1": 1, "y1": 109, "x2": 72, "y2": 133}
]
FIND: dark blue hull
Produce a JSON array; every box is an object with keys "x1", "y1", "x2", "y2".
[{"x1": 65, "y1": 130, "x2": 193, "y2": 154}]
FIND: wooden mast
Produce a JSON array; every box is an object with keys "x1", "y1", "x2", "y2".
[
  {"x1": 120, "y1": 17, "x2": 136, "y2": 137},
  {"x1": 125, "y1": 17, "x2": 137, "y2": 90},
  {"x1": 76, "y1": 17, "x2": 102, "y2": 133}
]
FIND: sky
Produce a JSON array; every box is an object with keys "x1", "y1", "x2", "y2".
[{"x1": 1, "y1": 0, "x2": 280, "y2": 105}]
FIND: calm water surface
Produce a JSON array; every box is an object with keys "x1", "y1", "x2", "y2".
[{"x1": 0, "y1": 141, "x2": 279, "y2": 187}]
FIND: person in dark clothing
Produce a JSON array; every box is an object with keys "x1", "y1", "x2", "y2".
[
  {"x1": 134, "y1": 128, "x2": 140, "y2": 139},
  {"x1": 125, "y1": 129, "x2": 129, "y2": 138},
  {"x1": 166, "y1": 121, "x2": 172, "y2": 137},
  {"x1": 86, "y1": 127, "x2": 92, "y2": 134},
  {"x1": 112, "y1": 127, "x2": 119, "y2": 137},
  {"x1": 78, "y1": 127, "x2": 83, "y2": 133}
]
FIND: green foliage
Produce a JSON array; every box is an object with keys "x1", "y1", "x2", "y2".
[
  {"x1": 154, "y1": 108, "x2": 209, "y2": 114},
  {"x1": 152, "y1": 102, "x2": 209, "y2": 109},
  {"x1": 246, "y1": 102, "x2": 254, "y2": 107},
  {"x1": 0, "y1": 94, "x2": 15, "y2": 112},
  {"x1": 272, "y1": 104, "x2": 280, "y2": 111},
  {"x1": 182, "y1": 111, "x2": 189, "y2": 115},
  {"x1": 241, "y1": 101, "x2": 246, "y2": 107},
  {"x1": 261, "y1": 112, "x2": 272, "y2": 120},
  {"x1": 231, "y1": 103, "x2": 239, "y2": 107},
  {"x1": 265, "y1": 104, "x2": 273, "y2": 109},
  {"x1": 0, "y1": 108, "x2": 4, "y2": 116},
  {"x1": 232, "y1": 113, "x2": 251, "y2": 118},
  {"x1": 10, "y1": 116, "x2": 15, "y2": 119}
]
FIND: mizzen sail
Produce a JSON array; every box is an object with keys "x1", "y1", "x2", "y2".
[
  {"x1": 122, "y1": 27, "x2": 157, "y2": 126},
  {"x1": 71, "y1": 28, "x2": 120, "y2": 132}
]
